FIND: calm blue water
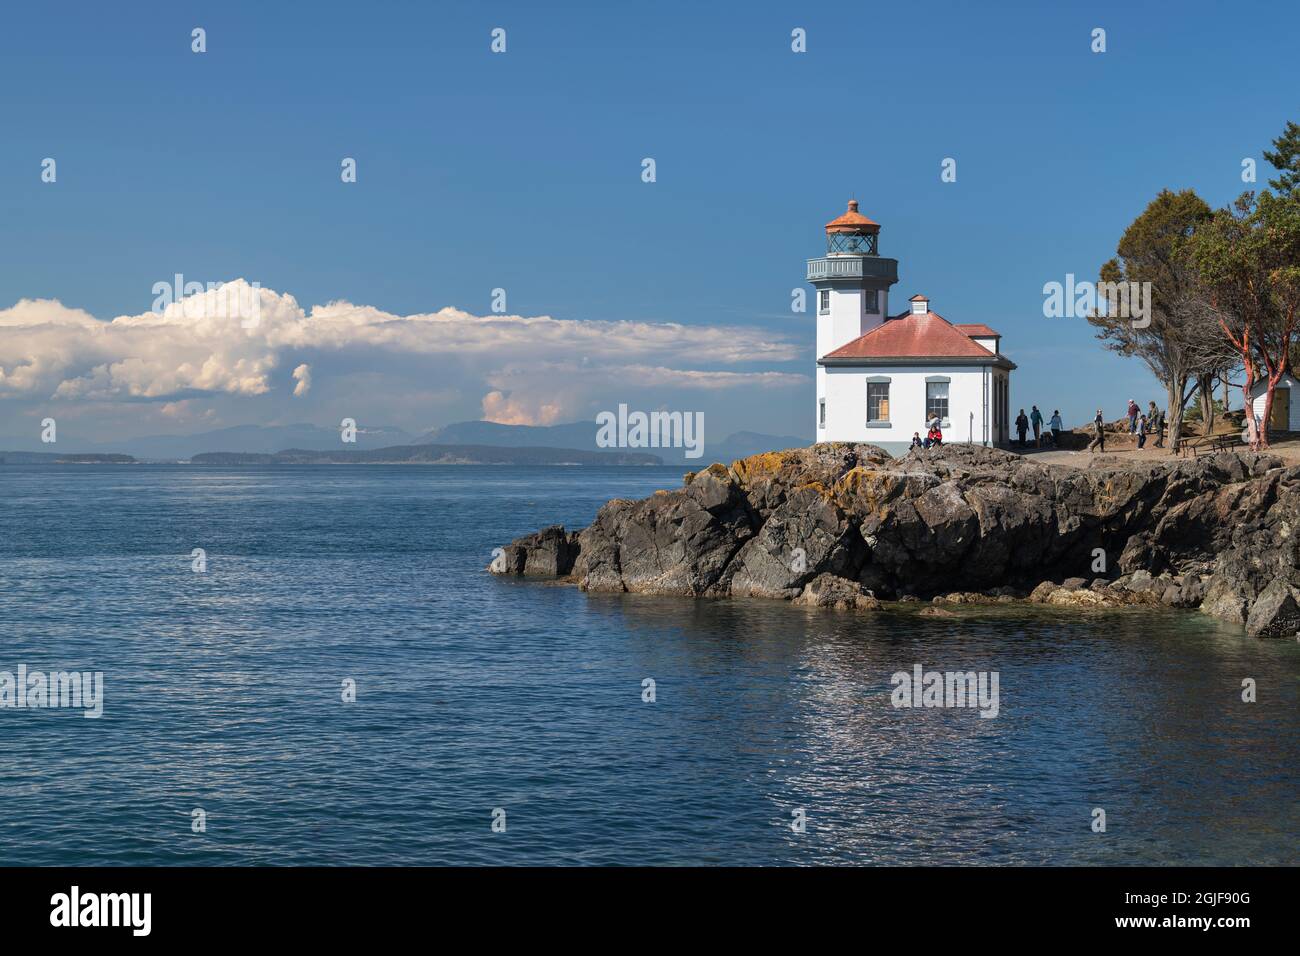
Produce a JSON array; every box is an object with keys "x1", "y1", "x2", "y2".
[{"x1": 0, "y1": 464, "x2": 1296, "y2": 866}]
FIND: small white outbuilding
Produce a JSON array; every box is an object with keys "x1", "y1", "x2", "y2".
[{"x1": 1246, "y1": 372, "x2": 1300, "y2": 432}]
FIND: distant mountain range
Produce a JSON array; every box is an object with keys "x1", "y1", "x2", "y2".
[
  {"x1": 421, "y1": 421, "x2": 809, "y2": 465},
  {"x1": 191, "y1": 444, "x2": 661, "y2": 466},
  {"x1": 0, "y1": 420, "x2": 809, "y2": 465}
]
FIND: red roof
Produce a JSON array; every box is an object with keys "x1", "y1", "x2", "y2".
[
  {"x1": 954, "y1": 323, "x2": 1000, "y2": 338},
  {"x1": 825, "y1": 199, "x2": 880, "y2": 234},
  {"x1": 822, "y1": 310, "x2": 998, "y2": 360}
]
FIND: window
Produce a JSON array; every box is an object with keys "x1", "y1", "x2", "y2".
[
  {"x1": 818, "y1": 290, "x2": 830, "y2": 314},
  {"x1": 911, "y1": 300, "x2": 927, "y2": 315},
  {"x1": 926, "y1": 381, "x2": 949, "y2": 423},
  {"x1": 867, "y1": 382, "x2": 890, "y2": 423},
  {"x1": 864, "y1": 289, "x2": 878, "y2": 313},
  {"x1": 818, "y1": 398, "x2": 826, "y2": 429}
]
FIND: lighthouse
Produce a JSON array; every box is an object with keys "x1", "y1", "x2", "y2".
[
  {"x1": 809, "y1": 199, "x2": 900, "y2": 365},
  {"x1": 809, "y1": 200, "x2": 1016, "y2": 446}
]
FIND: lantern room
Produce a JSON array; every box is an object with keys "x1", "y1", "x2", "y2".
[{"x1": 824, "y1": 199, "x2": 881, "y2": 255}]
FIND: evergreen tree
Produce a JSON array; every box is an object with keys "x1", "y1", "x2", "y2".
[{"x1": 1263, "y1": 120, "x2": 1300, "y2": 195}]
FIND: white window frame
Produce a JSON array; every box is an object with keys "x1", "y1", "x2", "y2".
[
  {"x1": 818, "y1": 289, "x2": 830, "y2": 315},
  {"x1": 925, "y1": 379, "x2": 950, "y2": 426},
  {"x1": 867, "y1": 380, "x2": 890, "y2": 424},
  {"x1": 818, "y1": 398, "x2": 826, "y2": 429}
]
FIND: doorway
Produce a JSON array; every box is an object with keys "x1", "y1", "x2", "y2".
[{"x1": 1270, "y1": 387, "x2": 1290, "y2": 431}]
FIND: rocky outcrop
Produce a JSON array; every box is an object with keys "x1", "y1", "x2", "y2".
[
  {"x1": 792, "y1": 573, "x2": 882, "y2": 610},
  {"x1": 489, "y1": 525, "x2": 580, "y2": 577},
  {"x1": 1245, "y1": 577, "x2": 1300, "y2": 638},
  {"x1": 491, "y1": 443, "x2": 1300, "y2": 637}
]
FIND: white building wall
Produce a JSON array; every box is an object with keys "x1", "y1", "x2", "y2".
[
  {"x1": 817, "y1": 279, "x2": 889, "y2": 356},
  {"x1": 1246, "y1": 373, "x2": 1299, "y2": 430},
  {"x1": 822, "y1": 364, "x2": 995, "y2": 445},
  {"x1": 828, "y1": 286, "x2": 863, "y2": 353}
]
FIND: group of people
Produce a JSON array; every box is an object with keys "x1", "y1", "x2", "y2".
[
  {"x1": 1125, "y1": 399, "x2": 1166, "y2": 449},
  {"x1": 912, "y1": 400, "x2": 1168, "y2": 454},
  {"x1": 1013, "y1": 405, "x2": 1064, "y2": 448},
  {"x1": 909, "y1": 417, "x2": 945, "y2": 450},
  {"x1": 1085, "y1": 399, "x2": 1166, "y2": 452}
]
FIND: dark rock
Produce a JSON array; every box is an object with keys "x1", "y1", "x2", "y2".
[
  {"x1": 1245, "y1": 578, "x2": 1300, "y2": 638},
  {"x1": 489, "y1": 525, "x2": 579, "y2": 576},
  {"x1": 493, "y1": 442, "x2": 1300, "y2": 634}
]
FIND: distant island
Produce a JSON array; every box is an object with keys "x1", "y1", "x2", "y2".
[
  {"x1": 0, "y1": 452, "x2": 137, "y2": 464},
  {"x1": 0, "y1": 443, "x2": 660, "y2": 466},
  {"x1": 0, "y1": 421, "x2": 808, "y2": 464},
  {"x1": 189, "y1": 443, "x2": 662, "y2": 466}
]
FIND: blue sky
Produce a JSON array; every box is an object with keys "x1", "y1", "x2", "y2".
[{"x1": 0, "y1": 0, "x2": 1296, "y2": 445}]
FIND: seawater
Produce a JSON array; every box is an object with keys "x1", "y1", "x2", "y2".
[{"x1": 0, "y1": 464, "x2": 1295, "y2": 865}]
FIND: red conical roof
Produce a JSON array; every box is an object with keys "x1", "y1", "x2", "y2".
[{"x1": 825, "y1": 199, "x2": 880, "y2": 234}]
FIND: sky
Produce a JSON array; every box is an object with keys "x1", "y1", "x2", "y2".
[{"x1": 0, "y1": 0, "x2": 1296, "y2": 447}]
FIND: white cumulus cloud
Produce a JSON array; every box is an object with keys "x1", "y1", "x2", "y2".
[{"x1": 0, "y1": 279, "x2": 807, "y2": 433}]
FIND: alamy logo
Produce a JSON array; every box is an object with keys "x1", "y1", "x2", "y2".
[
  {"x1": 890, "y1": 664, "x2": 999, "y2": 718},
  {"x1": 0, "y1": 666, "x2": 103, "y2": 718},
  {"x1": 50, "y1": 886, "x2": 151, "y2": 936},
  {"x1": 1042, "y1": 273, "x2": 1151, "y2": 329},
  {"x1": 596, "y1": 404, "x2": 704, "y2": 459}
]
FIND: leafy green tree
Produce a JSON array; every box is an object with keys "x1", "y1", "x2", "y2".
[
  {"x1": 1090, "y1": 189, "x2": 1223, "y2": 453},
  {"x1": 1190, "y1": 191, "x2": 1300, "y2": 447},
  {"x1": 1263, "y1": 120, "x2": 1300, "y2": 195}
]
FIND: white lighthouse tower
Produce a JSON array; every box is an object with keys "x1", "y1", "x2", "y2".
[{"x1": 809, "y1": 200, "x2": 899, "y2": 430}]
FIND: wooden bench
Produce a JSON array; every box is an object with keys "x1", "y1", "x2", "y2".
[{"x1": 1182, "y1": 434, "x2": 1246, "y2": 457}]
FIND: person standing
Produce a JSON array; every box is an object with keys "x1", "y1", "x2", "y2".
[
  {"x1": 1015, "y1": 409, "x2": 1029, "y2": 448},
  {"x1": 1153, "y1": 406, "x2": 1165, "y2": 448},
  {"x1": 1049, "y1": 409, "x2": 1063, "y2": 446},
  {"x1": 1137, "y1": 413, "x2": 1148, "y2": 449},
  {"x1": 1087, "y1": 409, "x2": 1106, "y2": 452},
  {"x1": 1030, "y1": 405, "x2": 1044, "y2": 447},
  {"x1": 1127, "y1": 399, "x2": 1139, "y2": 434}
]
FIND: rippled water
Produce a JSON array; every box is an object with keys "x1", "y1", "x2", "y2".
[{"x1": 0, "y1": 464, "x2": 1295, "y2": 865}]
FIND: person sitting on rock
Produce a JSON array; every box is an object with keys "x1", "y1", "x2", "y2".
[
  {"x1": 910, "y1": 432, "x2": 924, "y2": 450},
  {"x1": 924, "y1": 424, "x2": 943, "y2": 449}
]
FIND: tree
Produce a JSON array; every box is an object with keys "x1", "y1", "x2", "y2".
[
  {"x1": 1090, "y1": 189, "x2": 1225, "y2": 453},
  {"x1": 1190, "y1": 191, "x2": 1300, "y2": 448},
  {"x1": 1263, "y1": 120, "x2": 1300, "y2": 195}
]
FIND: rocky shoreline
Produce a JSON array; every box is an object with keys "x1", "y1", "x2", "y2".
[{"x1": 490, "y1": 443, "x2": 1300, "y2": 638}]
